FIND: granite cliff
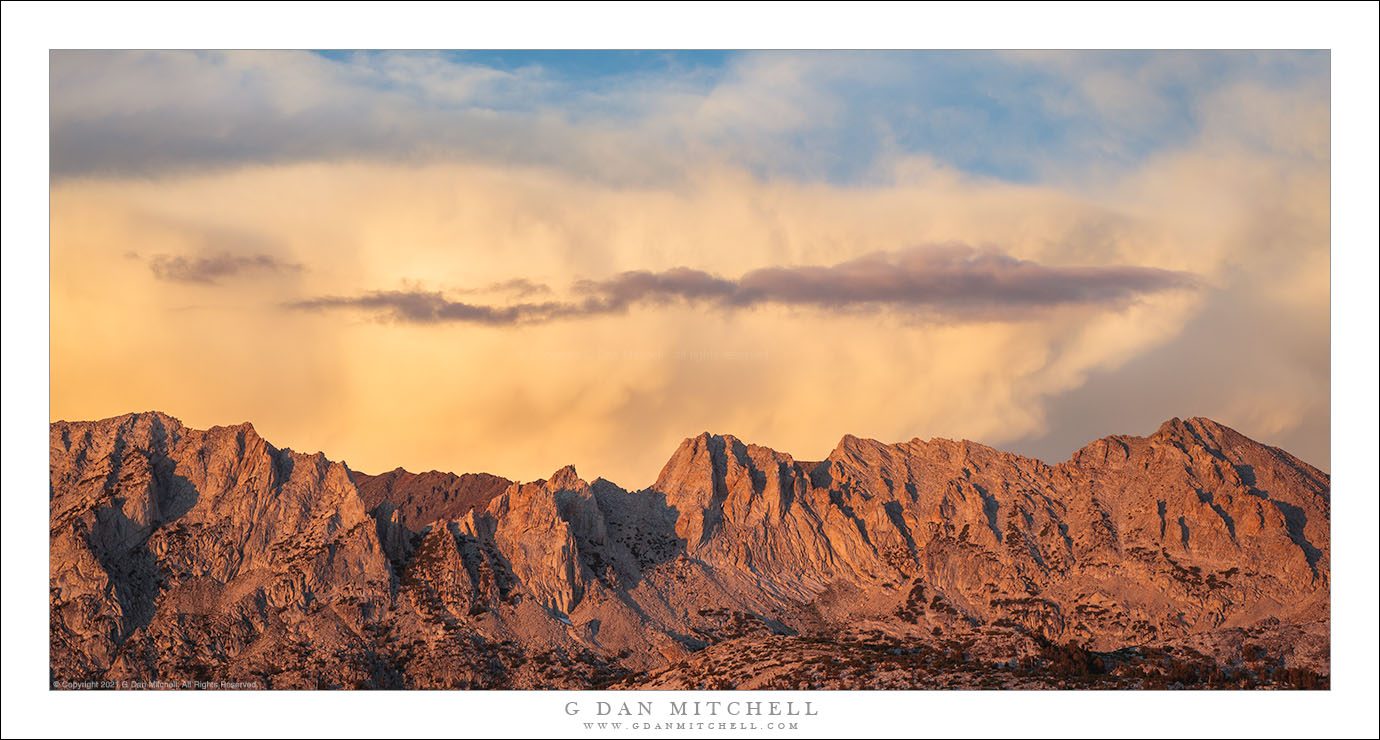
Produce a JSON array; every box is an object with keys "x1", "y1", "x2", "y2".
[{"x1": 50, "y1": 412, "x2": 1329, "y2": 689}]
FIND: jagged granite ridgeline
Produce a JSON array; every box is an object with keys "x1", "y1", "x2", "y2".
[{"x1": 49, "y1": 412, "x2": 1330, "y2": 689}]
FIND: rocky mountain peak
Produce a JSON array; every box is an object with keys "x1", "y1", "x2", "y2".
[
  {"x1": 547, "y1": 464, "x2": 585, "y2": 491},
  {"x1": 49, "y1": 412, "x2": 1330, "y2": 689}
]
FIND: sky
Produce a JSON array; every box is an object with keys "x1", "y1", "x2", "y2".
[{"x1": 48, "y1": 50, "x2": 1331, "y2": 486}]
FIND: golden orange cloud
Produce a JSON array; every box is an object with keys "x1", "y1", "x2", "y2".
[{"x1": 50, "y1": 85, "x2": 1328, "y2": 484}]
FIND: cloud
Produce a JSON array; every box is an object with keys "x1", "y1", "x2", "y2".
[
  {"x1": 290, "y1": 290, "x2": 558, "y2": 324},
  {"x1": 48, "y1": 49, "x2": 1328, "y2": 484},
  {"x1": 48, "y1": 50, "x2": 555, "y2": 179},
  {"x1": 1005, "y1": 284, "x2": 1330, "y2": 471},
  {"x1": 573, "y1": 267, "x2": 738, "y2": 309},
  {"x1": 289, "y1": 245, "x2": 1196, "y2": 325},
  {"x1": 479, "y1": 278, "x2": 552, "y2": 299},
  {"x1": 49, "y1": 50, "x2": 1328, "y2": 185},
  {"x1": 148, "y1": 252, "x2": 302, "y2": 285}
]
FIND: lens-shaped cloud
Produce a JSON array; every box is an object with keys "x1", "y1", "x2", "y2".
[{"x1": 289, "y1": 245, "x2": 1197, "y2": 325}]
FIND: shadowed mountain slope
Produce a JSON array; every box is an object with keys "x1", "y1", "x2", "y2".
[{"x1": 50, "y1": 412, "x2": 1329, "y2": 689}]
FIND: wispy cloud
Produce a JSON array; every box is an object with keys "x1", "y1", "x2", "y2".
[
  {"x1": 289, "y1": 245, "x2": 1197, "y2": 325},
  {"x1": 148, "y1": 252, "x2": 302, "y2": 285}
]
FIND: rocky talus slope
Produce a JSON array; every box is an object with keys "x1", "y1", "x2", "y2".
[{"x1": 50, "y1": 412, "x2": 1329, "y2": 689}]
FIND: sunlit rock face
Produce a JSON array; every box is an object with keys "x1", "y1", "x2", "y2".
[{"x1": 50, "y1": 412, "x2": 1329, "y2": 689}]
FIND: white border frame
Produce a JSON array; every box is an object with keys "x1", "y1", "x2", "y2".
[{"x1": 4, "y1": 3, "x2": 1376, "y2": 738}]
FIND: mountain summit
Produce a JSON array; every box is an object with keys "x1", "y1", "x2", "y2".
[{"x1": 49, "y1": 412, "x2": 1329, "y2": 689}]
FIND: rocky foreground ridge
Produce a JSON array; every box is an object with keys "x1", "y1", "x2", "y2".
[{"x1": 50, "y1": 412, "x2": 1329, "y2": 689}]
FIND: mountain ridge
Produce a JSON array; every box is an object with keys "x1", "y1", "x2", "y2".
[
  {"x1": 49, "y1": 410, "x2": 1329, "y2": 689},
  {"x1": 55, "y1": 410, "x2": 1326, "y2": 488}
]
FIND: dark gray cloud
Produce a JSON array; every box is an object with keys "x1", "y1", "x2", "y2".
[
  {"x1": 581, "y1": 246, "x2": 1197, "y2": 312},
  {"x1": 289, "y1": 245, "x2": 1196, "y2": 325},
  {"x1": 149, "y1": 252, "x2": 303, "y2": 285},
  {"x1": 291, "y1": 291, "x2": 577, "y2": 325},
  {"x1": 573, "y1": 267, "x2": 739, "y2": 307},
  {"x1": 482, "y1": 278, "x2": 553, "y2": 299}
]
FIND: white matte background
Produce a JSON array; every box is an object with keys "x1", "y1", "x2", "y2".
[{"x1": 3, "y1": 2, "x2": 1376, "y2": 738}]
